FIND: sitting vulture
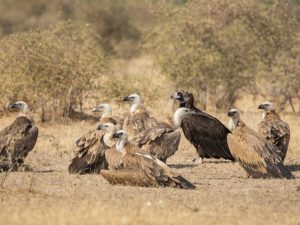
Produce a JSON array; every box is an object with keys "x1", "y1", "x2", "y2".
[
  {"x1": 133, "y1": 108, "x2": 191, "y2": 163},
  {"x1": 92, "y1": 103, "x2": 123, "y2": 130},
  {"x1": 170, "y1": 90, "x2": 234, "y2": 163},
  {"x1": 100, "y1": 130, "x2": 195, "y2": 189},
  {"x1": 0, "y1": 101, "x2": 38, "y2": 172},
  {"x1": 258, "y1": 102, "x2": 290, "y2": 162},
  {"x1": 68, "y1": 105, "x2": 121, "y2": 174},
  {"x1": 122, "y1": 93, "x2": 158, "y2": 141},
  {"x1": 97, "y1": 123, "x2": 123, "y2": 170},
  {"x1": 227, "y1": 109, "x2": 294, "y2": 179}
]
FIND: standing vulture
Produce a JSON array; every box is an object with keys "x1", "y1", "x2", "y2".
[
  {"x1": 170, "y1": 90, "x2": 234, "y2": 163},
  {"x1": 68, "y1": 104, "x2": 121, "y2": 174},
  {"x1": 133, "y1": 108, "x2": 191, "y2": 163},
  {"x1": 258, "y1": 102, "x2": 290, "y2": 162},
  {"x1": 0, "y1": 101, "x2": 38, "y2": 172},
  {"x1": 122, "y1": 93, "x2": 158, "y2": 141},
  {"x1": 100, "y1": 130, "x2": 195, "y2": 189},
  {"x1": 227, "y1": 109, "x2": 294, "y2": 179}
]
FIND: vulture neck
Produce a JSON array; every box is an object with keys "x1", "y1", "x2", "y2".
[
  {"x1": 228, "y1": 118, "x2": 240, "y2": 131},
  {"x1": 173, "y1": 111, "x2": 184, "y2": 129},
  {"x1": 180, "y1": 102, "x2": 200, "y2": 112},
  {"x1": 18, "y1": 105, "x2": 30, "y2": 117},
  {"x1": 103, "y1": 132, "x2": 114, "y2": 147},
  {"x1": 116, "y1": 139, "x2": 127, "y2": 155},
  {"x1": 130, "y1": 104, "x2": 138, "y2": 114},
  {"x1": 101, "y1": 110, "x2": 112, "y2": 118},
  {"x1": 262, "y1": 110, "x2": 277, "y2": 119}
]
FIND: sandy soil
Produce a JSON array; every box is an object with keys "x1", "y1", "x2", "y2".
[{"x1": 0, "y1": 112, "x2": 299, "y2": 225}]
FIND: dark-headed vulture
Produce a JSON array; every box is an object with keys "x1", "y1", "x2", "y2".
[
  {"x1": 100, "y1": 130, "x2": 195, "y2": 189},
  {"x1": 122, "y1": 93, "x2": 158, "y2": 141},
  {"x1": 258, "y1": 102, "x2": 290, "y2": 162},
  {"x1": 170, "y1": 90, "x2": 234, "y2": 163},
  {"x1": 133, "y1": 108, "x2": 191, "y2": 163},
  {"x1": 0, "y1": 101, "x2": 38, "y2": 172},
  {"x1": 227, "y1": 109, "x2": 294, "y2": 179}
]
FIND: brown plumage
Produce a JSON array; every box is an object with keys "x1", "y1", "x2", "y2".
[
  {"x1": 258, "y1": 102, "x2": 290, "y2": 162},
  {"x1": 227, "y1": 109, "x2": 294, "y2": 179},
  {"x1": 170, "y1": 90, "x2": 234, "y2": 163},
  {"x1": 68, "y1": 110, "x2": 121, "y2": 174},
  {"x1": 122, "y1": 94, "x2": 158, "y2": 141},
  {"x1": 132, "y1": 108, "x2": 191, "y2": 163},
  {"x1": 0, "y1": 101, "x2": 38, "y2": 172},
  {"x1": 100, "y1": 130, "x2": 195, "y2": 189}
]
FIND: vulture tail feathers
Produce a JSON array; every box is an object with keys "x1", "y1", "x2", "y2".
[
  {"x1": 68, "y1": 156, "x2": 90, "y2": 174},
  {"x1": 172, "y1": 175, "x2": 196, "y2": 189}
]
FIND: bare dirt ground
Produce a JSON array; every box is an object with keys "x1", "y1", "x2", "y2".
[{"x1": 0, "y1": 111, "x2": 299, "y2": 225}]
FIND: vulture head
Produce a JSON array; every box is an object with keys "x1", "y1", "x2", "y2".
[
  {"x1": 122, "y1": 93, "x2": 141, "y2": 105},
  {"x1": 227, "y1": 108, "x2": 240, "y2": 131},
  {"x1": 173, "y1": 107, "x2": 190, "y2": 129},
  {"x1": 9, "y1": 101, "x2": 29, "y2": 114},
  {"x1": 170, "y1": 90, "x2": 194, "y2": 108},
  {"x1": 112, "y1": 130, "x2": 128, "y2": 140},
  {"x1": 97, "y1": 123, "x2": 116, "y2": 133},
  {"x1": 92, "y1": 103, "x2": 112, "y2": 116},
  {"x1": 258, "y1": 101, "x2": 275, "y2": 112}
]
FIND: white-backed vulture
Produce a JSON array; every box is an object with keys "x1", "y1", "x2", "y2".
[
  {"x1": 68, "y1": 105, "x2": 121, "y2": 174},
  {"x1": 92, "y1": 103, "x2": 123, "y2": 129},
  {"x1": 258, "y1": 102, "x2": 290, "y2": 162},
  {"x1": 0, "y1": 101, "x2": 38, "y2": 172},
  {"x1": 100, "y1": 130, "x2": 195, "y2": 189},
  {"x1": 133, "y1": 108, "x2": 191, "y2": 163},
  {"x1": 227, "y1": 109, "x2": 294, "y2": 179},
  {"x1": 122, "y1": 93, "x2": 158, "y2": 140},
  {"x1": 170, "y1": 90, "x2": 234, "y2": 163}
]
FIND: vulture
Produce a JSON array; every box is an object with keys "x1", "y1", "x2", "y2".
[
  {"x1": 0, "y1": 101, "x2": 38, "y2": 172},
  {"x1": 133, "y1": 108, "x2": 191, "y2": 163},
  {"x1": 122, "y1": 93, "x2": 158, "y2": 141},
  {"x1": 68, "y1": 104, "x2": 122, "y2": 174},
  {"x1": 97, "y1": 123, "x2": 123, "y2": 170},
  {"x1": 227, "y1": 109, "x2": 294, "y2": 179},
  {"x1": 92, "y1": 103, "x2": 123, "y2": 130},
  {"x1": 170, "y1": 90, "x2": 234, "y2": 163},
  {"x1": 258, "y1": 102, "x2": 290, "y2": 162},
  {"x1": 100, "y1": 130, "x2": 195, "y2": 189}
]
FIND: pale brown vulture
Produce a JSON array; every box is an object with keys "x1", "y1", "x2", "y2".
[
  {"x1": 227, "y1": 109, "x2": 294, "y2": 179},
  {"x1": 258, "y1": 102, "x2": 290, "y2": 162},
  {"x1": 0, "y1": 101, "x2": 38, "y2": 172},
  {"x1": 100, "y1": 130, "x2": 195, "y2": 189},
  {"x1": 68, "y1": 105, "x2": 122, "y2": 174},
  {"x1": 133, "y1": 108, "x2": 191, "y2": 163},
  {"x1": 170, "y1": 90, "x2": 234, "y2": 163},
  {"x1": 122, "y1": 93, "x2": 158, "y2": 141}
]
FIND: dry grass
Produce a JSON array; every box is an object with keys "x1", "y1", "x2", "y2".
[{"x1": 0, "y1": 108, "x2": 299, "y2": 225}]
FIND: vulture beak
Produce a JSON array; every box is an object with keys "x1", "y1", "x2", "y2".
[
  {"x1": 122, "y1": 96, "x2": 131, "y2": 102},
  {"x1": 227, "y1": 111, "x2": 235, "y2": 117},
  {"x1": 96, "y1": 124, "x2": 104, "y2": 130},
  {"x1": 91, "y1": 106, "x2": 101, "y2": 112},
  {"x1": 9, "y1": 103, "x2": 17, "y2": 109},
  {"x1": 170, "y1": 92, "x2": 181, "y2": 100},
  {"x1": 258, "y1": 104, "x2": 264, "y2": 110},
  {"x1": 112, "y1": 132, "x2": 122, "y2": 139}
]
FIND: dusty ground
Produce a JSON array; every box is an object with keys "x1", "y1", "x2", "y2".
[{"x1": 0, "y1": 111, "x2": 299, "y2": 225}]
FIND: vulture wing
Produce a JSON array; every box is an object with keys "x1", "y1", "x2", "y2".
[
  {"x1": 0, "y1": 116, "x2": 38, "y2": 163},
  {"x1": 69, "y1": 130, "x2": 108, "y2": 174},
  {"x1": 227, "y1": 126, "x2": 294, "y2": 179},
  {"x1": 181, "y1": 113, "x2": 234, "y2": 160}
]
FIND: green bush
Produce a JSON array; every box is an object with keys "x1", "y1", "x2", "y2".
[{"x1": 0, "y1": 21, "x2": 109, "y2": 121}]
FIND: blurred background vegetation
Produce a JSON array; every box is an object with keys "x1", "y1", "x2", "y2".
[{"x1": 0, "y1": 0, "x2": 299, "y2": 121}]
